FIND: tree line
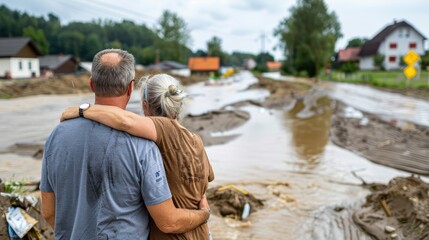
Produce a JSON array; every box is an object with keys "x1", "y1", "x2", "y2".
[{"x1": 0, "y1": 4, "x2": 273, "y2": 69}]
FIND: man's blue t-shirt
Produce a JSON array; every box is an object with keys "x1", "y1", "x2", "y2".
[{"x1": 40, "y1": 118, "x2": 171, "y2": 240}]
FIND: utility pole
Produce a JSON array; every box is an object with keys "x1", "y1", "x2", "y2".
[{"x1": 256, "y1": 32, "x2": 268, "y2": 53}]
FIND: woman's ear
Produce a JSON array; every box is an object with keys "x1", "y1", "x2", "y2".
[{"x1": 142, "y1": 101, "x2": 150, "y2": 116}]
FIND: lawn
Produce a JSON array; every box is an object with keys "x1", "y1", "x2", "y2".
[{"x1": 320, "y1": 70, "x2": 429, "y2": 89}]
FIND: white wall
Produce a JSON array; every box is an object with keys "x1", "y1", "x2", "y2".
[
  {"x1": 380, "y1": 27, "x2": 425, "y2": 70},
  {"x1": 0, "y1": 59, "x2": 11, "y2": 77},
  {"x1": 171, "y1": 68, "x2": 191, "y2": 77},
  {"x1": 10, "y1": 58, "x2": 40, "y2": 78},
  {"x1": 359, "y1": 56, "x2": 375, "y2": 70}
]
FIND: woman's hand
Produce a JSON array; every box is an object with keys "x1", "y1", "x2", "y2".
[{"x1": 61, "y1": 106, "x2": 79, "y2": 122}]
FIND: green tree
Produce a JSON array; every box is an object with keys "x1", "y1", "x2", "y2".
[
  {"x1": 207, "y1": 36, "x2": 222, "y2": 57},
  {"x1": 340, "y1": 62, "x2": 358, "y2": 74},
  {"x1": 207, "y1": 36, "x2": 225, "y2": 64},
  {"x1": 156, "y1": 10, "x2": 191, "y2": 63},
  {"x1": 58, "y1": 31, "x2": 85, "y2": 57},
  {"x1": 346, "y1": 37, "x2": 368, "y2": 48},
  {"x1": 421, "y1": 51, "x2": 429, "y2": 70},
  {"x1": 275, "y1": 0, "x2": 341, "y2": 78},
  {"x1": 83, "y1": 33, "x2": 103, "y2": 60},
  {"x1": 23, "y1": 26, "x2": 49, "y2": 55},
  {"x1": 255, "y1": 52, "x2": 275, "y2": 72},
  {"x1": 373, "y1": 53, "x2": 385, "y2": 70}
]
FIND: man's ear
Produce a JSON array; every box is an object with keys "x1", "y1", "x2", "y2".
[
  {"x1": 127, "y1": 81, "x2": 134, "y2": 97},
  {"x1": 89, "y1": 78, "x2": 95, "y2": 92}
]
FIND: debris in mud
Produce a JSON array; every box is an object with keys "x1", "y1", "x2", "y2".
[
  {"x1": 0, "y1": 183, "x2": 53, "y2": 239},
  {"x1": 353, "y1": 176, "x2": 429, "y2": 240},
  {"x1": 206, "y1": 185, "x2": 264, "y2": 221}
]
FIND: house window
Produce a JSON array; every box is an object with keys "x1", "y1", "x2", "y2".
[
  {"x1": 399, "y1": 29, "x2": 403, "y2": 38},
  {"x1": 28, "y1": 61, "x2": 32, "y2": 70},
  {"x1": 406, "y1": 30, "x2": 410, "y2": 38},
  {"x1": 18, "y1": 61, "x2": 22, "y2": 70},
  {"x1": 409, "y1": 42, "x2": 417, "y2": 49},
  {"x1": 389, "y1": 56, "x2": 396, "y2": 63},
  {"x1": 389, "y1": 43, "x2": 397, "y2": 49}
]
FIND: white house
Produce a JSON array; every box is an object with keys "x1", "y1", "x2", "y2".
[
  {"x1": 0, "y1": 38, "x2": 41, "y2": 79},
  {"x1": 359, "y1": 20, "x2": 426, "y2": 70}
]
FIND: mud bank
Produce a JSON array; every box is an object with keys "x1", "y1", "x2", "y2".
[
  {"x1": 331, "y1": 102, "x2": 429, "y2": 176},
  {"x1": 0, "y1": 70, "x2": 207, "y2": 99},
  {"x1": 253, "y1": 75, "x2": 311, "y2": 109},
  {"x1": 182, "y1": 110, "x2": 250, "y2": 146},
  {"x1": 353, "y1": 176, "x2": 429, "y2": 240}
]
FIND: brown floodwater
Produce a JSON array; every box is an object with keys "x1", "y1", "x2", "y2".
[{"x1": 0, "y1": 72, "x2": 425, "y2": 239}]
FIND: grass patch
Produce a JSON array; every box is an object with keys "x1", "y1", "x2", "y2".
[{"x1": 321, "y1": 70, "x2": 429, "y2": 89}]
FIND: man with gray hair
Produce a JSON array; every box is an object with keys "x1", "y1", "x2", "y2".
[{"x1": 40, "y1": 49, "x2": 210, "y2": 239}]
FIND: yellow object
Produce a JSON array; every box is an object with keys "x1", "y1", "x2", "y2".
[
  {"x1": 404, "y1": 65, "x2": 417, "y2": 79},
  {"x1": 217, "y1": 185, "x2": 248, "y2": 195},
  {"x1": 403, "y1": 50, "x2": 420, "y2": 65},
  {"x1": 222, "y1": 68, "x2": 235, "y2": 78}
]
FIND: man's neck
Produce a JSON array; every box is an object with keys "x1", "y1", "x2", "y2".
[{"x1": 94, "y1": 96, "x2": 129, "y2": 109}]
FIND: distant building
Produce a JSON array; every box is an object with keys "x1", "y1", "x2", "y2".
[
  {"x1": 243, "y1": 58, "x2": 257, "y2": 70},
  {"x1": 0, "y1": 37, "x2": 41, "y2": 79},
  {"x1": 78, "y1": 62, "x2": 92, "y2": 73},
  {"x1": 359, "y1": 20, "x2": 426, "y2": 70},
  {"x1": 188, "y1": 57, "x2": 220, "y2": 74},
  {"x1": 39, "y1": 55, "x2": 79, "y2": 76},
  {"x1": 146, "y1": 60, "x2": 190, "y2": 76},
  {"x1": 266, "y1": 61, "x2": 282, "y2": 72},
  {"x1": 338, "y1": 47, "x2": 361, "y2": 63}
]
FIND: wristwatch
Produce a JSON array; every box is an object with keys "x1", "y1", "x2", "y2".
[{"x1": 79, "y1": 103, "x2": 90, "y2": 117}]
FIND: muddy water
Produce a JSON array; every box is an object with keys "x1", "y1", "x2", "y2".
[
  {"x1": 328, "y1": 82, "x2": 429, "y2": 127},
  {"x1": 184, "y1": 73, "x2": 416, "y2": 239},
  {"x1": 263, "y1": 72, "x2": 429, "y2": 127},
  {"x1": 0, "y1": 72, "x2": 422, "y2": 239}
]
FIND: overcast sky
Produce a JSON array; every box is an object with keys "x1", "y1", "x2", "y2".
[{"x1": 0, "y1": 0, "x2": 427, "y2": 60}]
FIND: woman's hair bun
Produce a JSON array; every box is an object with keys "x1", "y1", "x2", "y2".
[{"x1": 167, "y1": 85, "x2": 178, "y2": 96}]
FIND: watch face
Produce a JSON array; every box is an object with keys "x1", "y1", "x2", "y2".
[{"x1": 80, "y1": 103, "x2": 90, "y2": 110}]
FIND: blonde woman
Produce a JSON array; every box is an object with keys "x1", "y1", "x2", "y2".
[{"x1": 62, "y1": 74, "x2": 214, "y2": 240}]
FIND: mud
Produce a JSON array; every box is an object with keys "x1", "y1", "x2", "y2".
[
  {"x1": 182, "y1": 110, "x2": 250, "y2": 146},
  {"x1": 206, "y1": 186, "x2": 264, "y2": 219},
  {"x1": 331, "y1": 102, "x2": 429, "y2": 176},
  {"x1": 252, "y1": 75, "x2": 311, "y2": 109},
  {"x1": 0, "y1": 70, "x2": 207, "y2": 99},
  {"x1": 353, "y1": 176, "x2": 429, "y2": 240}
]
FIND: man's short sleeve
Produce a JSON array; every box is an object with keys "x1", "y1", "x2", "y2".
[
  {"x1": 140, "y1": 144, "x2": 171, "y2": 206},
  {"x1": 40, "y1": 134, "x2": 53, "y2": 192}
]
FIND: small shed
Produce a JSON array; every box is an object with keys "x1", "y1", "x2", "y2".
[
  {"x1": 39, "y1": 55, "x2": 79, "y2": 75},
  {"x1": 266, "y1": 61, "x2": 282, "y2": 72},
  {"x1": 188, "y1": 57, "x2": 220, "y2": 74}
]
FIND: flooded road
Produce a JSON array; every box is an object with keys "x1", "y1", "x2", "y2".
[
  {"x1": 0, "y1": 71, "x2": 425, "y2": 239},
  {"x1": 263, "y1": 72, "x2": 429, "y2": 127}
]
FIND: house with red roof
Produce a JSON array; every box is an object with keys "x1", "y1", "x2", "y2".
[
  {"x1": 338, "y1": 47, "x2": 361, "y2": 63},
  {"x1": 359, "y1": 20, "x2": 426, "y2": 70}
]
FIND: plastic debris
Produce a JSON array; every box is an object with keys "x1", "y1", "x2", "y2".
[{"x1": 6, "y1": 207, "x2": 38, "y2": 238}]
